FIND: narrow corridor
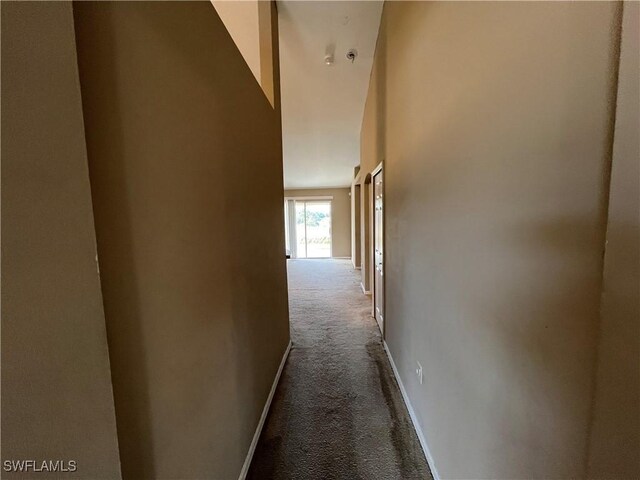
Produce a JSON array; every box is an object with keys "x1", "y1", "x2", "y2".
[{"x1": 249, "y1": 259, "x2": 432, "y2": 479}]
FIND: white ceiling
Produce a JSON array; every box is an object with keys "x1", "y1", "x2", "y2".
[{"x1": 278, "y1": 1, "x2": 383, "y2": 189}]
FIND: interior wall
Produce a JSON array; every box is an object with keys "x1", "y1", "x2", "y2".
[
  {"x1": 211, "y1": 0, "x2": 275, "y2": 107},
  {"x1": 73, "y1": 3, "x2": 290, "y2": 479},
  {"x1": 1, "y1": 2, "x2": 121, "y2": 478},
  {"x1": 258, "y1": 0, "x2": 275, "y2": 106},
  {"x1": 211, "y1": 1, "x2": 260, "y2": 84},
  {"x1": 351, "y1": 183, "x2": 362, "y2": 268},
  {"x1": 362, "y1": 2, "x2": 624, "y2": 478},
  {"x1": 358, "y1": 16, "x2": 386, "y2": 292},
  {"x1": 284, "y1": 188, "x2": 352, "y2": 258},
  {"x1": 587, "y1": 2, "x2": 640, "y2": 477},
  {"x1": 360, "y1": 177, "x2": 373, "y2": 292}
]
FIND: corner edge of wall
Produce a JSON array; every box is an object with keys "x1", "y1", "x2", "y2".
[
  {"x1": 237, "y1": 340, "x2": 292, "y2": 480},
  {"x1": 383, "y1": 341, "x2": 441, "y2": 480}
]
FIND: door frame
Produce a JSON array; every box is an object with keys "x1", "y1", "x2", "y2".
[
  {"x1": 371, "y1": 162, "x2": 384, "y2": 335},
  {"x1": 285, "y1": 196, "x2": 333, "y2": 259}
]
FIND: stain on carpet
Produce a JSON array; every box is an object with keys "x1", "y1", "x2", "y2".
[{"x1": 248, "y1": 259, "x2": 432, "y2": 480}]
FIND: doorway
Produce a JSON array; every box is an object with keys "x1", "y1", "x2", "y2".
[
  {"x1": 352, "y1": 184, "x2": 361, "y2": 269},
  {"x1": 361, "y1": 175, "x2": 372, "y2": 294},
  {"x1": 294, "y1": 200, "x2": 332, "y2": 258},
  {"x1": 372, "y1": 165, "x2": 384, "y2": 334}
]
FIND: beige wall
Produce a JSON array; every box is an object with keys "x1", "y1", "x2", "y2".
[
  {"x1": 211, "y1": 1, "x2": 260, "y2": 86},
  {"x1": 285, "y1": 188, "x2": 352, "y2": 258},
  {"x1": 258, "y1": 0, "x2": 276, "y2": 107},
  {"x1": 73, "y1": 2, "x2": 289, "y2": 479},
  {"x1": 362, "y1": 2, "x2": 627, "y2": 478},
  {"x1": 1, "y1": 2, "x2": 121, "y2": 478},
  {"x1": 588, "y1": 2, "x2": 640, "y2": 477},
  {"x1": 212, "y1": 0, "x2": 276, "y2": 106},
  {"x1": 357, "y1": 24, "x2": 386, "y2": 288},
  {"x1": 351, "y1": 182, "x2": 361, "y2": 268}
]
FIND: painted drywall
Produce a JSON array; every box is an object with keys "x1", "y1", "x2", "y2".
[
  {"x1": 587, "y1": 2, "x2": 640, "y2": 478},
  {"x1": 258, "y1": 0, "x2": 275, "y2": 107},
  {"x1": 351, "y1": 182, "x2": 361, "y2": 268},
  {"x1": 73, "y1": 2, "x2": 289, "y2": 479},
  {"x1": 212, "y1": 0, "x2": 275, "y2": 107},
  {"x1": 357, "y1": 23, "x2": 386, "y2": 289},
  {"x1": 362, "y1": 2, "x2": 624, "y2": 478},
  {"x1": 211, "y1": 1, "x2": 261, "y2": 86},
  {"x1": 360, "y1": 175, "x2": 373, "y2": 293},
  {"x1": 284, "y1": 188, "x2": 352, "y2": 258},
  {"x1": 1, "y1": 2, "x2": 121, "y2": 478}
]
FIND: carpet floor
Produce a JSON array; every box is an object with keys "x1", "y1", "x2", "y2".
[{"x1": 248, "y1": 259, "x2": 432, "y2": 480}]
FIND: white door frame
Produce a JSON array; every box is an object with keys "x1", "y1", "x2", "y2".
[
  {"x1": 286, "y1": 198, "x2": 333, "y2": 259},
  {"x1": 371, "y1": 162, "x2": 384, "y2": 335}
]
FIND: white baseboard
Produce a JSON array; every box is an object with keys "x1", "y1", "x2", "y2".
[
  {"x1": 360, "y1": 282, "x2": 371, "y2": 295},
  {"x1": 238, "y1": 341, "x2": 292, "y2": 480},
  {"x1": 383, "y1": 341, "x2": 441, "y2": 480}
]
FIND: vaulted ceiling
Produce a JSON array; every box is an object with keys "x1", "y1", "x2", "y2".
[{"x1": 278, "y1": 1, "x2": 383, "y2": 189}]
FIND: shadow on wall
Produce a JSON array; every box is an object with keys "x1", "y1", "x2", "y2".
[
  {"x1": 586, "y1": 220, "x2": 640, "y2": 473},
  {"x1": 74, "y1": 4, "x2": 154, "y2": 476},
  {"x1": 74, "y1": 2, "x2": 289, "y2": 479},
  {"x1": 372, "y1": 9, "x2": 386, "y2": 169},
  {"x1": 358, "y1": 9, "x2": 386, "y2": 294},
  {"x1": 361, "y1": 173, "x2": 372, "y2": 292},
  {"x1": 375, "y1": 1, "x2": 624, "y2": 478}
]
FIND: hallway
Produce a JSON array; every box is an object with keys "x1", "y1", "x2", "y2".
[
  {"x1": 4, "y1": 2, "x2": 639, "y2": 478},
  {"x1": 249, "y1": 259, "x2": 432, "y2": 479}
]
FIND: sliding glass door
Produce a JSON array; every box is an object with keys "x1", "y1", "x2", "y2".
[{"x1": 295, "y1": 200, "x2": 331, "y2": 258}]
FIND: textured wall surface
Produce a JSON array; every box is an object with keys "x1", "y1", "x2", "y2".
[
  {"x1": 361, "y1": 2, "x2": 623, "y2": 478},
  {"x1": 74, "y1": 2, "x2": 289, "y2": 478},
  {"x1": 1, "y1": 2, "x2": 121, "y2": 478}
]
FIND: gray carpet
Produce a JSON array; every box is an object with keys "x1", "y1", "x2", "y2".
[{"x1": 248, "y1": 259, "x2": 433, "y2": 480}]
